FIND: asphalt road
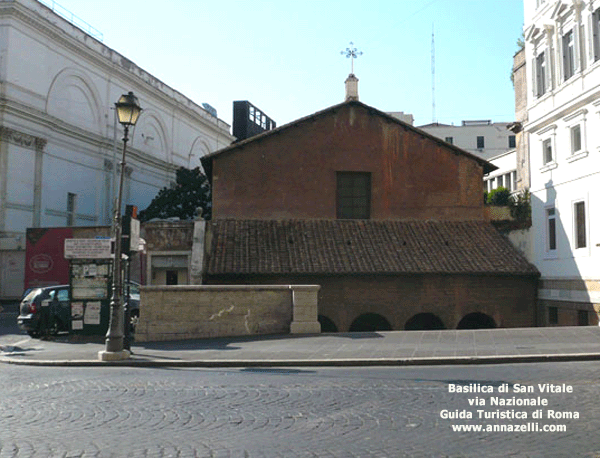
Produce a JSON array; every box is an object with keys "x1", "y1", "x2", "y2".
[
  {"x1": 1, "y1": 361, "x2": 600, "y2": 457},
  {"x1": 0, "y1": 305, "x2": 23, "y2": 344}
]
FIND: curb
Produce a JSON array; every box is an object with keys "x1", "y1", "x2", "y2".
[{"x1": 2, "y1": 352, "x2": 600, "y2": 367}]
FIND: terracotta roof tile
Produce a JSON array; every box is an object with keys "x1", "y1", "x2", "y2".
[{"x1": 206, "y1": 219, "x2": 539, "y2": 276}]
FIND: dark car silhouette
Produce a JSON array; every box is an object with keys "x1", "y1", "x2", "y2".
[{"x1": 17, "y1": 283, "x2": 140, "y2": 338}]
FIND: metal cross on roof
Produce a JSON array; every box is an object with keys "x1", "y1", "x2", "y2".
[{"x1": 340, "y1": 42, "x2": 363, "y2": 74}]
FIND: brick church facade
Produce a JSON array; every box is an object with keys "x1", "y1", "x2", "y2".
[{"x1": 201, "y1": 100, "x2": 539, "y2": 332}]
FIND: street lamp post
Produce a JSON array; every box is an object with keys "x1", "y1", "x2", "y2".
[{"x1": 99, "y1": 91, "x2": 141, "y2": 361}]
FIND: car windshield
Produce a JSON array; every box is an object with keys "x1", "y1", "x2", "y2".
[
  {"x1": 22, "y1": 289, "x2": 42, "y2": 302},
  {"x1": 127, "y1": 282, "x2": 140, "y2": 295}
]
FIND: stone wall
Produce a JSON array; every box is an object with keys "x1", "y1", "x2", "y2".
[{"x1": 135, "y1": 285, "x2": 320, "y2": 342}]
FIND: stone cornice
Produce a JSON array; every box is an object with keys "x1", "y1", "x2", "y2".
[
  {"x1": 1, "y1": 97, "x2": 177, "y2": 173},
  {"x1": 0, "y1": 125, "x2": 46, "y2": 150},
  {"x1": 1, "y1": 113, "x2": 176, "y2": 181}
]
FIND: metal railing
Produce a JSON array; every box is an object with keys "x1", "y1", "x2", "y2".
[{"x1": 36, "y1": 0, "x2": 103, "y2": 42}]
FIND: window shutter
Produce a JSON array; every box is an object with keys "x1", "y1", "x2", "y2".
[
  {"x1": 574, "y1": 26, "x2": 581, "y2": 73},
  {"x1": 579, "y1": 24, "x2": 586, "y2": 70},
  {"x1": 544, "y1": 51, "x2": 551, "y2": 92},
  {"x1": 561, "y1": 36, "x2": 567, "y2": 81},
  {"x1": 593, "y1": 12, "x2": 599, "y2": 62},
  {"x1": 532, "y1": 57, "x2": 538, "y2": 97}
]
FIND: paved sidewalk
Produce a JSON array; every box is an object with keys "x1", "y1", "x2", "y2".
[{"x1": 1, "y1": 326, "x2": 600, "y2": 367}]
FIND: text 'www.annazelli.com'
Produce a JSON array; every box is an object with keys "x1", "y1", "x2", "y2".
[
  {"x1": 443, "y1": 382, "x2": 578, "y2": 433},
  {"x1": 451, "y1": 423, "x2": 567, "y2": 433}
]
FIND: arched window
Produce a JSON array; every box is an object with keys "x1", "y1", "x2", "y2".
[
  {"x1": 404, "y1": 313, "x2": 446, "y2": 331},
  {"x1": 349, "y1": 313, "x2": 392, "y2": 332},
  {"x1": 457, "y1": 313, "x2": 496, "y2": 329},
  {"x1": 318, "y1": 315, "x2": 338, "y2": 333}
]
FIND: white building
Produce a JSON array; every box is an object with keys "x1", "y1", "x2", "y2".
[
  {"x1": 387, "y1": 111, "x2": 414, "y2": 126},
  {"x1": 485, "y1": 150, "x2": 518, "y2": 194},
  {"x1": 0, "y1": 0, "x2": 234, "y2": 299},
  {"x1": 419, "y1": 120, "x2": 516, "y2": 161},
  {"x1": 419, "y1": 120, "x2": 519, "y2": 193},
  {"x1": 523, "y1": 0, "x2": 600, "y2": 325}
]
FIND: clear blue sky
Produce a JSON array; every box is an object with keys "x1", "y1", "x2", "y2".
[{"x1": 48, "y1": 0, "x2": 524, "y2": 129}]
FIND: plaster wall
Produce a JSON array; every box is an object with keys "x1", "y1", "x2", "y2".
[
  {"x1": 524, "y1": 0, "x2": 600, "y2": 324},
  {"x1": 419, "y1": 122, "x2": 514, "y2": 161},
  {"x1": 524, "y1": 0, "x2": 600, "y2": 282}
]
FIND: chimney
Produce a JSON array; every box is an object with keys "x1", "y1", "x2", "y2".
[{"x1": 345, "y1": 73, "x2": 359, "y2": 101}]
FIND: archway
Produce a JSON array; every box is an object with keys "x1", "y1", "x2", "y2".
[
  {"x1": 46, "y1": 67, "x2": 102, "y2": 134},
  {"x1": 457, "y1": 312, "x2": 496, "y2": 329},
  {"x1": 318, "y1": 315, "x2": 338, "y2": 333},
  {"x1": 404, "y1": 313, "x2": 446, "y2": 331},
  {"x1": 349, "y1": 313, "x2": 392, "y2": 332}
]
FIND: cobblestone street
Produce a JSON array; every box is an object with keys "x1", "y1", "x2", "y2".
[{"x1": 1, "y1": 362, "x2": 600, "y2": 457}]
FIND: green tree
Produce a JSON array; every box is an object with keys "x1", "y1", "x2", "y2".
[
  {"x1": 138, "y1": 167, "x2": 211, "y2": 222},
  {"x1": 486, "y1": 187, "x2": 511, "y2": 206}
]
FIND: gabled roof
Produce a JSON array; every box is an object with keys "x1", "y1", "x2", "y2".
[
  {"x1": 206, "y1": 219, "x2": 539, "y2": 277},
  {"x1": 201, "y1": 100, "x2": 497, "y2": 180}
]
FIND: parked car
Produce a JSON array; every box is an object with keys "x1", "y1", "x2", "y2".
[
  {"x1": 17, "y1": 282, "x2": 140, "y2": 338},
  {"x1": 18, "y1": 285, "x2": 70, "y2": 337}
]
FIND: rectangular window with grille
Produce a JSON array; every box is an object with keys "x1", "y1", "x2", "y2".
[
  {"x1": 574, "y1": 201, "x2": 586, "y2": 249},
  {"x1": 571, "y1": 124, "x2": 582, "y2": 153},
  {"x1": 504, "y1": 172, "x2": 512, "y2": 192},
  {"x1": 548, "y1": 306, "x2": 558, "y2": 325},
  {"x1": 547, "y1": 207, "x2": 557, "y2": 251},
  {"x1": 336, "y1": 172, "x2": 371, "y2": 219},
  {"x1": 67, "y1": 192, "x2": 77, "y2": 226},
  {"x1": 543, "y1": 138, "x2": 553, "y2": 164},
  {"x1": 578, "y1": 310, "x2": 589, "y2": 326}
]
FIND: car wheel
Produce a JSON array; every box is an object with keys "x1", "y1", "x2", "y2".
[
  {"x1": 27, "y1": 330, "x2": 40, "y2": 338},
  {"x1": 130, "y1": 310, "x2": 139, "y2": 332},
  {"x1": 48, "y1": 318, "x2": 60, "y2": 336}
]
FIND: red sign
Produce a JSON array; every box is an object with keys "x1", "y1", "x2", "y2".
[{"x1": 25, "y1": 228, "x2": 73, "y2": 290}]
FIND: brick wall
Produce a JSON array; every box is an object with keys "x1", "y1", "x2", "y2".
[
  {"x1": 204, "y1": 274, "x2": 538, "y2": 331},
  {"x1": 211, "y1": 103, "x2": 487, "y2": 221}
]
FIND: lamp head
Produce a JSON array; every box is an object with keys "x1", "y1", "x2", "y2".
[{"x1": 115, "y1": 91, "x2": 142, "y2": 126}]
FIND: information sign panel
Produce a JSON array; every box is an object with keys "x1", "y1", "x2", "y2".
[{"x1": 64, "y1": 239, "x2": 112, "y2": 259}]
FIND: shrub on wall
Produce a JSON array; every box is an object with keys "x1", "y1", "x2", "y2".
[
  {"x1": 486, "y1": 187, "x2": 511, "y2": 206},
  {"x1": 485, "y1": 188, "x2": 532, "y2": 232},
  {"x1": 510, "y1": 189, "x2": 531, "y2": 223}
]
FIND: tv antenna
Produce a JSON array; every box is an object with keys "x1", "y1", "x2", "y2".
[{"x1": 431, "y1": 25, "x2": 436, "y2": 123}]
